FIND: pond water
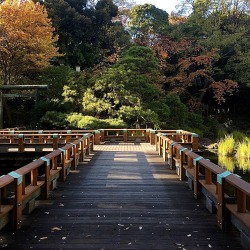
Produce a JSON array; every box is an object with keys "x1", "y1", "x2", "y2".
[{"x1": 199, "y1": 150, "x2": 250, "y2": 184}]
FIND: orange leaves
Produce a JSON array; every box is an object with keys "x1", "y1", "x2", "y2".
[
  {"x1": 0, "y1": 0, "x2": 60, "y2": 84},
  {"x1": 178, "y1": 50, "x2": 216, "y2": 72},
  {"x1": 210, "y1": 79, "x2": 238, "y2": 104}
]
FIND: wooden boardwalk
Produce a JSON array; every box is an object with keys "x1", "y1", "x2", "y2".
[{"x1": 0, "y1": 143, "x2": 242, "y2": 249}]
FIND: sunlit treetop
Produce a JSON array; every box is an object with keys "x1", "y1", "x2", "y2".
[{"x1": 0, "y1": 0, "x2": 60, "y2": 84}]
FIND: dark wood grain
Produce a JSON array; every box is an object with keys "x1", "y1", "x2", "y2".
[{"x1": 0, "y1": 143, "x2": 242, "y2": 249}]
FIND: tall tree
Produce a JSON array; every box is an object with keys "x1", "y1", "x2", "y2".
[
  {"x1": 128, "y1": 4, "x2": 169, "y2": 45},
  {"x1": 0, "y1": 0, "x2": 59, "y2": 85},
  {"x1": 82, "y1": 46, "x2": 166, "y2": 126},
  {"x1": 43, "y1": 0, "x2": 122, "y2": 68}
]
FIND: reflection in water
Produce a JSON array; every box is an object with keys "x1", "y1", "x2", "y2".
[
  {"x1": 218, "y1": 155, "x2": 235, "y2": 172},
  {"x1": 218, "y1": 154, "x2": 250, "y2": 173},
  {"x1": 202, "y1": 150, "x2": 250, "y2": 175},
  {"x1": 237, "y1": 157, "x2": 250, "y2": 172}
]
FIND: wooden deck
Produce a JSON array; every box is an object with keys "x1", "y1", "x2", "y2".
[{"x1": 0, "y1": 143, "x2": 243, "y2": 249}]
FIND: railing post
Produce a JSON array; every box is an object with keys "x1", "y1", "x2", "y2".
[
  {"x1": 161, "y1": 134, "x2": 167, "y2": 161},
  {"x1": 84, "y1": 134, "x2": 90, "y2": 155},
  {"x1": 18, "y1": 134, "x2": 24, "y2": 152},
  {"x1": 179, "y1": 148, "x2": 187, "y2": 181},
  {"x1": 169, "y1": 142, "x2": 177, "y2": 169},
  {"x1": 79, "y1": 139, "x2": 85, "y2": 162},
  {"x1": 94, "y1": 130, "x2": 100, "y2": 145},
  {"x1": 40, "y1": 157, "x2": 51, "y2": 199},
  {"x1": 191, "y1": 133, "x2": 199, "y2": 151},
  {"x1": 236, "y1": 189, "x2": 246, "y2": 213},
  {"x1": 53, "y1": 133, "x2": 59, "y2": 150},
  {"x1": 193, "y1": 156, "x2": 203, "y2": 199},
  {"x1": 176, "y1": 130, "x2": 181, "y2": 142},
  {"x1": 8, "y1": 171, "x2": 22, "y2": 230},
  {"x1": 146, "y1": 129, "x2": 150, "y2": 143},
  {"x1": 217, "y1": 171, "x2": 231, "y2": 230},
  {"x1": 100, "y1": 129, "x2": 104, "y2": 142},
  {"x1": 123, "y1": 129, "x2": 128, "y2": 142},
  {"x1": 150, "y1": 130, "x2": 156, "y2": 145},
  {"x1": 70, "y1": 143, "x2": 77, "y2": 170},
  {"x1": 59, "y1": 148, "x2": 67, "y2": 181},
  {"x1": 155, "y1": 133, "x2": 159, "y2": 152}
]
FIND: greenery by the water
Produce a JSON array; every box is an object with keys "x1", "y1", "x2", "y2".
[
  {"x1": 216, "y1": 131, "x2": 250, "y2": 181},
  {"x1": 218, "y1": 132, "x2": 250, "y2": 159}
]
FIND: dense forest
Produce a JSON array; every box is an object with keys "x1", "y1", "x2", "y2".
[{"x1": 0, "y1": 0, "x2": 249, "y2": 138}]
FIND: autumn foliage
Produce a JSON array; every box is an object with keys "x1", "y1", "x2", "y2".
[{"x1": 0, "y1": 0, "x2": 60, "y2": 85}]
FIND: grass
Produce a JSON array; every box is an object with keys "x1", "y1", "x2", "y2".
[
  {"x1": 236, "y1": 139, "x2": 250, "y2": 159},
  {"x1": 217, "y1": 135, "x2": 235, "y2": 156},
  {"x1": 218, "y1": 155, "x2": 235, "y2": 172}
]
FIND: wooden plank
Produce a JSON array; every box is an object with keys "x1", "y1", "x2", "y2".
[{"x1": 0, "y1": 143, "x2": 242, "y2": 249}]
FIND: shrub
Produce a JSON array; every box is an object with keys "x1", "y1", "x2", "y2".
[
  {"x1": 218, "y1": 135, "x2": 235, "y2": 156},
  {"x1": 236, "y1": 139, "x2": 250, "y2": 159},
  {"x1": 218, "y1": 130, "x2": 227, "y2": 139},
  {"x1": 40, "y1": 111, "x2": 68, "y2": 129},
  {"x1": 232, "y1": 130, "x2": 246, "y2": 141}
]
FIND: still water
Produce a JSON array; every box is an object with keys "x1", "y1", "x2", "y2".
[{"x1": 200, "y1": 150, "x2": 250, "y2": 184}]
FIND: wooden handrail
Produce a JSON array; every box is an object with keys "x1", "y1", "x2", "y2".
[
  {"x1": 0, "y1": 133, "x2": 94, "y2": 230},
  {"x1": 156, "y1": 133, "x2": 250, "y2": 239}
]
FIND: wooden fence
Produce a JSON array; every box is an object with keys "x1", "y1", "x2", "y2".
[
  {"x1": 156, "y1": 133, "x2": 250, "y2": 247},
  {"x1": 0, "y1": 133, "x2": 93, "y2": 230}
]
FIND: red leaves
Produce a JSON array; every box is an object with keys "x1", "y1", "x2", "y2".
[{"x1": 210, "y1": 79, "x2": 238, "y2": 104}]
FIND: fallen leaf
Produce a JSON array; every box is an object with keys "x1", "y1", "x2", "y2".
[{"x1": 51, "y1": 227, "x2": 61, "y2": 231}]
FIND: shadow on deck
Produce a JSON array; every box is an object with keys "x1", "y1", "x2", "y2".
[{"x1": 0, "y1": 143, "x2": 242, "y2": 249}]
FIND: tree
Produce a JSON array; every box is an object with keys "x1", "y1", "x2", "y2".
[
  {"x1": 82, "y1": 46, "x2": 165, "y2": 126},
  {"x1": 0, "y1": 0, "x2": 59, "y2": 85},
  {"x1": 44, "y1": 0, "x2": 122, "y2": 68},
  {"x1": 128, "y1": 4, "x2": 169, "y2": 45}
]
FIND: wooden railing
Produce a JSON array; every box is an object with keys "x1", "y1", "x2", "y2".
[
  {"x1": 93, "y1": 129, "x2": 199, "y2": 150},
  {"x1": 0, "y1": 133, "x2": 93, "y2": 230},
  {"x1": 0, "y1": 129, "x2": 199, "y2": 150},
  {"x1": 0, "y1": 132, "x2": 94, "y2": 152},
  {"x1": 156, "y1": 133, "x2": 250, "y2": 247}
]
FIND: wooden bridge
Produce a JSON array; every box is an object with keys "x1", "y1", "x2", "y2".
[{"x1": 0, "y1": 129, "x2": 249, "y2": 249}]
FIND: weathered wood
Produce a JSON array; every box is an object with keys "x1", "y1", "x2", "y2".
[{"x1": 0, "y1": 143, "x2": 242, "y2": 249}]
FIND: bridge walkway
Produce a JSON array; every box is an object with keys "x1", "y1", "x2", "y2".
[{"x1": 0, "y1": 143, "x2": 242, "y2": 249}]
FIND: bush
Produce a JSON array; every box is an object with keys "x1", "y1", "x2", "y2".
[
  {"x1": 40, "y1": 111, "x2": 68, "y2": 129},
  {"x1": 67, "y1": 114, "x2": 127, "y2": 129},
  {"x1": 218, "y1": 135, "x2": 235, "y2": 156},
  {"x1": 232, "y1": 130, "x2": 246, "y2": 141},
  {"x1": 218, "y1": 129, "x2": 227, "y2": 139}
]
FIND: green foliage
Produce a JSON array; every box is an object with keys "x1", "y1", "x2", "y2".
[
  {"x1": 83, "y1": 45, "x2": 163, "y2": 127},
  {"x1": 128, "y1": 4, "x2": 169, "y2": 45},
  {"x1": 218, "y1": 129, "x2": 228, "y2": 139},
  {"x1": 163, "y1": 94, "x2": 189, "y2": 129},
  {"x1": 67, "y1": 113, "x2": 127, "y2": 129},
  {"x1": 44, "y1": 0, "x2": 120, "y2": 68},
  {"x1": 40, "y1": 111, "x2": 68, "y2": 129},
  {"x1": 232, "y1": 130, "x2": 246, "y2": 142},
  {"x1": 36, "y1": 66, "x2": 74, "y2": 101}
]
